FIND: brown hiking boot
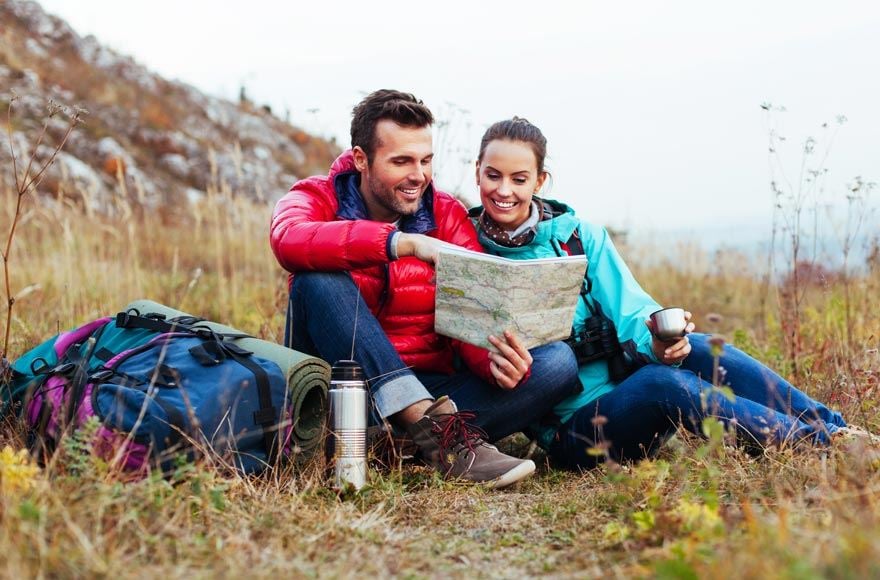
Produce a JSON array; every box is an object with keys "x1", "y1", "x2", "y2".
[{"x1": 406, "y1": 396, "x2": 535, "y2": 489}]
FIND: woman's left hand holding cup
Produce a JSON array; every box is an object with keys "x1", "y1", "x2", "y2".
[{"x1": 646, "y1": 311, "x2": 696, "y2": 365}]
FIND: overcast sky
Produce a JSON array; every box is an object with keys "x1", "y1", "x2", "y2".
[{"x1": 37, "y1": 0, "x2": 880, "y2": 247}]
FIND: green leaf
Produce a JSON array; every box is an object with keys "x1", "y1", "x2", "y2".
[
  {"x1": 633, "y1": 509, "x2": 656, "y2": 531},
  {"x1": 18, "y1": 500, "x2": 41, "y2": 522}
]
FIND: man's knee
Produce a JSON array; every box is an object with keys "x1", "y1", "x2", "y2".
[{"x1": 291, "y1": 271, "x2": 352, "y2": 297}]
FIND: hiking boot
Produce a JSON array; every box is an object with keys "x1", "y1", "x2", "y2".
[{"x1": 406, "y1": 396, "x2": 535, "y2": 489}]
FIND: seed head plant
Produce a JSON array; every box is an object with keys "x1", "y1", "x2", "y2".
[{"x1": 2, "y1": 95, "x2": 85, "y2": 360}]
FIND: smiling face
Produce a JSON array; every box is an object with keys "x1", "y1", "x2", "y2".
[
  {"x1": 353, "y1": 119, "x2": 434, "y2": 222},
  {"x1": 476, "y1": 139, "x2": 547, "y2": 230}
]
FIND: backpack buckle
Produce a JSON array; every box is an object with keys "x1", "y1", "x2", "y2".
[{"x1": 89, "y1": 369, "x2": 115, "y2": 382}]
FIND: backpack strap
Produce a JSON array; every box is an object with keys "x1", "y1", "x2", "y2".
[
  {"x1": 28, "y1": 397, "x2": 56, "y2": 463},
  {"x1": 115, "y1": 310, "x2": 251, "y2": 340},
  {"x1": 563, "y1": 226, "x2": 597, "y2": 316},
  {"x1": 52, "y1": 336, "x2": 100, "y2": 435},
  {"x1": 235, "y1": 352, "x2": 280, "y2": 462},
  {"x1": 115, "y1": 310, "x2": 189, "y2": 334},
  {"x1": 149, "y1": 395, "x2": 188, "y2": 455}
]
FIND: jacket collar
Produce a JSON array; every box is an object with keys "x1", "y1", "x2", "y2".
[{"x1": 330, "y1": 151, "x2": 437, "y2": 234}]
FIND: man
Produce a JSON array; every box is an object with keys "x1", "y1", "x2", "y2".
[{"x1": 270, "y1": 90, "x2": 579, "y2": 488}]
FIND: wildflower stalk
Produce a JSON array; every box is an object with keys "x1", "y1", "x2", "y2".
[
  {"x1": 2, "y1": 96, "x2": 85, "y2": 359},
  {"x1": 762, "y1": 103, "x2": 843, "y2": 377}
]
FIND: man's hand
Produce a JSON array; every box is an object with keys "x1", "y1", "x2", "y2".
[
  {"x1": 645, "y1": 311, "x2": 696, "y2": 365},
  {"x1": 487, "y1": 330, "x2": 533, "y2": 389},
  {"x1": 396, "y1": 233, "x2": 457, "y2": 264}
]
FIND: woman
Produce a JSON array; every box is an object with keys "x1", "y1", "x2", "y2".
[{"x1": 469, "y1": 117, "x2": 854, "y2": 470}]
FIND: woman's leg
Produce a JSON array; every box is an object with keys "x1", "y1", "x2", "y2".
[
  {"x1": 548, "y1": 364, "x2": 832, "y2": 470},
  {"x1": 682, "y1": 333, "x2": 846, "y2": 429}
]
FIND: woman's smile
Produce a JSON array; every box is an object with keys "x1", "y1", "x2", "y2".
[{"x1": 491, "y1": 199, "x2": 520, "y2": 210}]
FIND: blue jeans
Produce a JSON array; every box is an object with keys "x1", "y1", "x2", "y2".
[
  {"x1": 286, "y1": 271, "x2": 581, "y2": 442},
  {"x1": 549, "y1": 333, "x2": 846, "y2": 469}
]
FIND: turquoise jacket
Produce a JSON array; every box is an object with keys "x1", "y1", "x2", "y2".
[{"x1": 471, "y1": 199, "x2": 662, "y2": 448}]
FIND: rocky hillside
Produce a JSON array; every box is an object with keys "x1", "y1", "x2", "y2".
[{"x1": 0, "y1": 0, "x2": 340, "y2": 213}]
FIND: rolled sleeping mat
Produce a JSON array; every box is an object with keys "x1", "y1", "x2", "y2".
[{"x1": 124, "y1": 299, "x2": 330, "y2": 459}]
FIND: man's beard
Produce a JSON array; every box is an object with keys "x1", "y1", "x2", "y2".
[{"x1": 367, "y1": 174, "x2": 423, "y2": 218}]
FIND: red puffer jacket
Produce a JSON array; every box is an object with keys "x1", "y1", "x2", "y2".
[{"x1": 270, "y1": 151, "x2": 495, "y2": 381}]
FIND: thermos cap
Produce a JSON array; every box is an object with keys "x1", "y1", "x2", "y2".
[{"x1": 331, "y1": 359, "x2": 365, "y2": 381}]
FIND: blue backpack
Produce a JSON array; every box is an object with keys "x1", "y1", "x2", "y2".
[{"x1": 6, "y1": 309, "x2": 318, "y2": 475}]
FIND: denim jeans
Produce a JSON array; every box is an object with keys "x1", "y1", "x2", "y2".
[
  {"x1": 286, "y1": 271, "x2": 581, "y2": 442},
  {"x1": 549, "y1": 333, "x2": 846, "y2": 469}
]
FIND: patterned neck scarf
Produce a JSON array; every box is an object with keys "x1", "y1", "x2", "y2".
[{"x1": 479, "y1": 200, "x2": 544, "y2": 248}]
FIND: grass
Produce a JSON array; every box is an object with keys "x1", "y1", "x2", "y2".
[{"x1": 1, "y1": 172, "x2": 879, "y2": 578}]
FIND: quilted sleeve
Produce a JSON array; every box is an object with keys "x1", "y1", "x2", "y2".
[{"x1": 270, "y1": 179, "x2": 397, "y2": 272}]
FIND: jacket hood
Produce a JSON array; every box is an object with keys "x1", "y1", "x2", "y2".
[
  {"x1": 469, "y1": 197, "x2": 580, "y2": 255},
  {"x1": 329, "y1": 150, "x2": 437, "y2": 234}
]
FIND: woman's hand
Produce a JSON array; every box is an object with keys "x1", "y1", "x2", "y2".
[
  {"x1": 487, "y1": 330, "x2": 533, "y2": 389},
  {"x1": 646, "y1": 311, "x2": 696, "y2": 365},
  {"x1": 396, "y1": 233, "x2": 457, "y2": 264}
]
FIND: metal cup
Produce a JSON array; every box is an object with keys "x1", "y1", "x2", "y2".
[{"x1": 650, "y1": 307, "x2": 687, "y2": 341}]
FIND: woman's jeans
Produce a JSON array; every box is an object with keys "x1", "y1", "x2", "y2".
[
  {"x1": 549, "y1": 333, "x2": 847, "y2": 469},
  {"x1": 286, "y1": 271, "x2": 581, "y2": 442}
]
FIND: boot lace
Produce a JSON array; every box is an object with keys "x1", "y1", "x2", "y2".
[{"x1": 434, "y1": 410, "x2": 488, "y2": 454}]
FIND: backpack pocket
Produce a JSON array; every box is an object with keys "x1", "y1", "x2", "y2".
[{"x1": 92, "y1": 382, "x2": 180, "y2": 447}]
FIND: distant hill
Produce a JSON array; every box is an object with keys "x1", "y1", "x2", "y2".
[{"x1": 0, "y1": 0, "x2": 340, "y2": 213}]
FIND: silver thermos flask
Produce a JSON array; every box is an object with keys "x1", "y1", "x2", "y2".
[{"x1": 327, "y1": 359, "x2": 368, "y2": 490}]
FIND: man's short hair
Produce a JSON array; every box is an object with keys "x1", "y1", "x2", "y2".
[{"x1": 350, "y1": 90, "x2": 434, "y2": 162}]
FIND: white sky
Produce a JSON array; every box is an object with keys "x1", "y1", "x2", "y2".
[{"x1": 36, "y1": 0, "x2": 880, "y2": 245}]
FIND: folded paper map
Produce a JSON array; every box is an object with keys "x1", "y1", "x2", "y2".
[{"x1": 434, "y1": 247, "x2": 588, "y2": 350}]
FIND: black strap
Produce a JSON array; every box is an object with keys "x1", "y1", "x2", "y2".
[
  {"x1": 565, "y1": 226, "x2": 585, "y2": 257},
  {"x1": 22, "y1": 361, "x2": 62, "y2": 460},
  {"x1": 116, "y1": 311, "x2": 251, "y2": 341},
  {"x1": 116, "y1": 311, "x2": 188, "y2": 334},
  {"x1": 63, "y1": 337, "x2": 99, "y2": 431},
  {"x1": 149, "y1": 394, "x2": 188, "y2": 452},
  {"x1": 564, "y1": 227, "x2": 598, "y2": 317},
  {"x1": 224, "y1": 349, "x2": 278, "y2": 461},
  {"x1": 94, "y1": 347, "x2": 116, "y2": 362},
  {"x1": 28, "y1": 398, "x2": 56, "y2": 463},
  {"x1": 150, "y1": 364, "x2": 182, "y2": 389},
  {"x1": 188, "y1": 340, "x2": 253, "y2": 366}
]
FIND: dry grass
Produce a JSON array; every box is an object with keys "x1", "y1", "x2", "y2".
[{"x1": 1, "y1": 174, "x2": 880, "y2": 578}]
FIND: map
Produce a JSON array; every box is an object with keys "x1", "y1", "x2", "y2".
[{"x1": 434, "y1": 247, "x2": 588, "y2": 350}]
